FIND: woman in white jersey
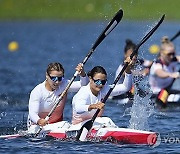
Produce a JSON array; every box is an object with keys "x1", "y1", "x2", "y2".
[
  {"x1": 113, "y1": 39, "x2": 152, "y2": 100},
  {"x1": 28, "y1": 62, "x2": 88, "y2": 128},
  {"x1": 115, "y1": 39, "x2": 152, "y2": 83},
  {"x1": 149, "y1": 36, "x2": 180, "y2": 94},
  {"x1": 72, "y1": 57, "x2": 134, "y2": 125}
]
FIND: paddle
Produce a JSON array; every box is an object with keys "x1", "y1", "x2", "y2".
[
  {"x1": 34, "y1": 9, "x2": 123, "y2": 137},
  {"x1": 149, "y1": 30, "x2": 180, "y2": 54},
  {"x1": 170, "y1": 30, "x2": 180, "y2": 41},
  {"x1": 76, "y1": 14, "x2": 165, "y2": 141}
]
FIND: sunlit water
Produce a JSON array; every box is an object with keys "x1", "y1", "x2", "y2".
[{"x1": 0, "y1": 21, "x2": 180, "y2": 153}]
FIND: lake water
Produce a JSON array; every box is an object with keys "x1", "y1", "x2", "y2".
[{"x1": 0, "y1": 20, "x2": 180, "y2": 153}]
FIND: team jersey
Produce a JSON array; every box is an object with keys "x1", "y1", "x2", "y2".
[
  {"x1": 149, "y1": 58, "x2": 178, "y2": 94},
  {"x1": 72, "y1": 73, "x2": 132, "y2": 124},
  {"x1": 28, "y1": 76, "x2": 88, "y2": 127}
]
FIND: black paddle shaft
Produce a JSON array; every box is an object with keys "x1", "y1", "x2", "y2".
[
  {"x1": 82, "y1": 9, "x2": 123, "y2": 65},
  {"x1": 91, "y1": 14, "x2": 165, "y2": 121},
  {"x1": 170, "y1": 30, "x2": 180, "y2": 42},
  {"x1": 35, "y1": 9, "x2": 123, "y2": 138},
  {"x1": 76, "y1": 14, "x2": 165, "y2": 141},
  {"x1": 46, "y1": 9, "x2": 123, "y2": 119}
]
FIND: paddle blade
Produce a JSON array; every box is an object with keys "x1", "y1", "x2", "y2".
[
  {"x1": 133, "y1": 14, "x2": 165, "y2": 57},
  {"x1": 76, "y1": 120, "x2": 93, "y2": 141},
  {"x1": 0, "y1": 134, "x2": 21, "y2": 139},
  {"x1": 92, "y1": 9, "x2": 123, "y2": 50}
]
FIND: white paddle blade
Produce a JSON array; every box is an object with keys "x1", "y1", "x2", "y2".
[
  {"x1": 0, "y1": 134, "x2": 21, "y2": 139},
  {"x1": 79, "y1": 127, "x2": 89, "y2": 141},
  {"x1": 105, "y1": 20, "x2": 118, "y2": 36}
]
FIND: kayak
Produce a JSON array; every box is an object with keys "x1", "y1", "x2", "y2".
[
  {"x1": 151, "y1": 93, "x2": 180, "y2": 108},
  {"x1": 110, "y1": 93, "x2": 180, "y2": 106},
  {"x1": 0, "y1": 117, "x2": 157, "y2": 145},
  {"x1": 161, "y1": 93, "x2": 180, "y2": 103}
]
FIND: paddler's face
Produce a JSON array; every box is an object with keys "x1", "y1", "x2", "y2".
[
  {"x1": 125, "y1": 49, "x2": 133, "y2": 58},
  {"x1": 46, "y1": 70, "x2": 64, "y2": 90},
  {"x1": 125, "y1": 49, "x2": 137, "y2": 62},
  {"x1": 90, "y1": 73, "x2": 107, "y2": 94},
  {"x1": 162, "y1": 45, "x2": 175, "y2": 64}
]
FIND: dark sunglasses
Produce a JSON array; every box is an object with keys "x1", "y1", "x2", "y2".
[
  {"x1": 47, "y1": 72, "x2": 64, "y2": 82},
  {"x1": 166, "y1": 52, "x2": 175, "y2": 57},
  {"x1": 92, "y1": 78, "x2": 107, "y2": 86},
  {"x1": 49, "y1": 76, "x2": 63, "y2": 82}
]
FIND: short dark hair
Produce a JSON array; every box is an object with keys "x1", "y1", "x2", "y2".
[
  {"x1": 124, "y1": 39, "x2": 136, "y2": 54},
  {"x1": 87, "y1": 66, "x2": 107, "y2": 78}
]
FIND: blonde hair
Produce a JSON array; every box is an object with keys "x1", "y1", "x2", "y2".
[{"x1": 160, "y1": 36, "x2": 174, "y2": 52}]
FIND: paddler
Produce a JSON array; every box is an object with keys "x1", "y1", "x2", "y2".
[
  {"x1": 71, "y1": 56, "x2": 135, "y2": 125},
  {"x1": 115, "y1": 39, "x2": 152, "y2": 82},
  {"x1": 149, "y1": 36, "x2": 180, "y2": 94},
  {"x1": 27, "y1": 62, "x2": 89, "y2": 129},
  {"x1": 113, "y1": 39, "x2": 152, "y2": 100}
]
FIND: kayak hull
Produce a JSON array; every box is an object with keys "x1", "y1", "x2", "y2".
[
  {"x1": 46, "y1": 119, "x2": 157, "y2": 145},
  {"x1": 0, "y1": 117, "x2": 157, "y2": 145},
  {"x1": 48, "y1": 128, "x2": 156, "y2": 144}
]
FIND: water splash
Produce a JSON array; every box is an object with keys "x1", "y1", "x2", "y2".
[
  {"x1": 0, "y1": 112, "x2": 7, "y2": 120},
  {"x1": 129, "y1": 59, "x2": 155, "y2": 130}
]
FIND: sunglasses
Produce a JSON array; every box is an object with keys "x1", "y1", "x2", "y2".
[
  {"x1": 49, "y1": 76, "x2": 63, "y2": 82},
  {"x1": 92, "y1": 78, "x2": 107, "y2": 86},
  {"x1": 166, "y1": 52, "x2": 175, "y2": 57},
  {"x1": 47, "y1": 72, "x2": 64, "y2": 82}
]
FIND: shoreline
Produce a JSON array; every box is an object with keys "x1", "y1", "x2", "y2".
[{"x1": 0, "y1": 0, "x2": 179, "y2": 21}]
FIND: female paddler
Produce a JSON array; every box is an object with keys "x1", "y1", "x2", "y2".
[
  {"x1": 27, "y1": 62, "x2": 89, "y2": 129},
  {"x1": 113, "y1": 39, "x2": 152, "y2": 100},
  {"x1": 72, "y1": 56, "x2": 135, "y2": 125},
  {"x1": 149, "y1": 36, "x2": 180, "y2": 94}
]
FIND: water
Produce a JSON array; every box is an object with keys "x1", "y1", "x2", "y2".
[
  {"x1": 0, "y1": 21, "x2": 180, "y2": 153},
  {"x1": 128, "y1": 60, "x2": 155, "y2": 131}
]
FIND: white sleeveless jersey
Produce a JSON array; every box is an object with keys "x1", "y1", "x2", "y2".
[{"x1": 72, "y1": 73, "x2": 132, "y2": 124}]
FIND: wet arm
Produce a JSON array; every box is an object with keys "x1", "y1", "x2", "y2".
[{"x1": 155, "y1": 68, "x2": 179, "y2": 78}]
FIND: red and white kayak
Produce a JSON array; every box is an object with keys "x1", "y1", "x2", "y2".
[
  {"x1": 49, "y1": 127, "x2": 157, "y2": 145},
  {"x1": 0, "y1": 117, "x2": 157, "y2": 145}
]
